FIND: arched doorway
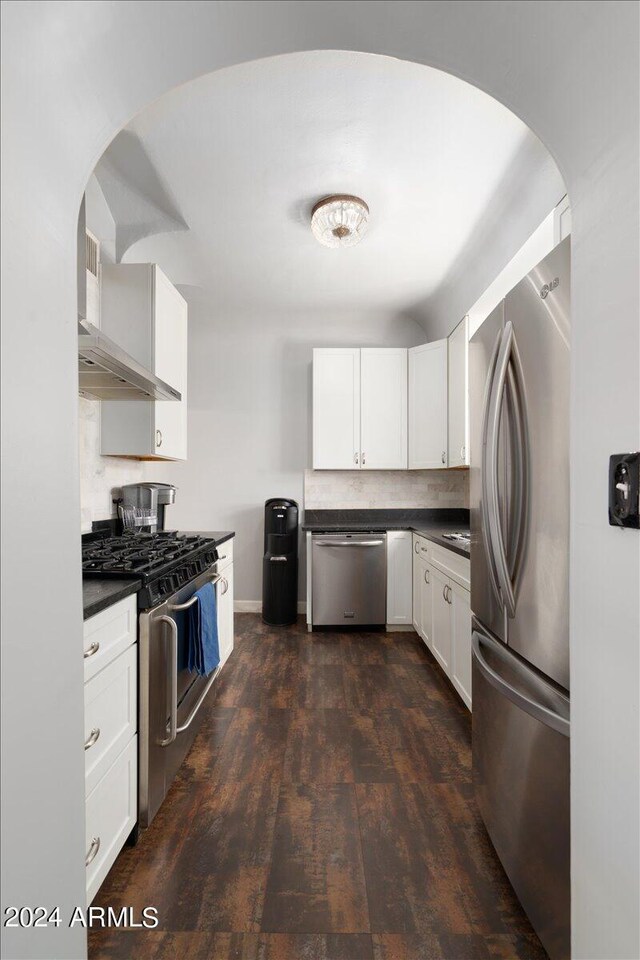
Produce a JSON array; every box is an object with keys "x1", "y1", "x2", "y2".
[{"x1": 1, "y1": 5, "x2": 637, "y2": 960}]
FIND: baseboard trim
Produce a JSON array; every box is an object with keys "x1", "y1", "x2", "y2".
[
  {"x1": 235, "y1": 600, "x2": 307, "y2": 615},
  {"x1": 386, "y1": 624, "x2": 416, "y2": 632}
]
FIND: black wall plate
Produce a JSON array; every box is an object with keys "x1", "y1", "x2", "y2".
[{"x1": 609, "y1": 453, "x2": 640, "y2": 528}]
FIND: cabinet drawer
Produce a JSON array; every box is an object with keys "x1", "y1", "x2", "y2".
[
  {"x1": 412, "y1": 534, "x2": 431, "y2": 560},
  {"x1": 85, "y1": 736, "x2": 137, "y2": 905},
  {"x1": 84, "y1": 645, "x2": 137, "y2": 797},
  {"x1": 215, "y1": 538, "x2": 233, "y2": 573},
  {"x1": 83, "y1": 596, "x2": 136, "y2": 682},
  {"x1": 431, "y1": 544, "x2": 470, "y2": 591}
]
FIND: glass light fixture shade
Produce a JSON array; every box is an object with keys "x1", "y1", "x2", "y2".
[{"x1": 310, "y1": 195, "x2": 370, "y2": 248}]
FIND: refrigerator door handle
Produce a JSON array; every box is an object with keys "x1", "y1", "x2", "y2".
[
  {"x1": 505, "y1": 336, "x2": 530, "y2": 591},
  {"x1": 472, "y1": 632, "x2": 570, "y2": 737},
  {"x1": 481, "y1": 328, "x2": 503, "y2": 607},
  {"x1": 486, "y1": 322, "x2": 517, "y2": 618}
]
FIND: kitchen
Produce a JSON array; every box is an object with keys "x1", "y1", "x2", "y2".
[{"x1": 2, "y1": 5, "x2": 639, "y2": 960}]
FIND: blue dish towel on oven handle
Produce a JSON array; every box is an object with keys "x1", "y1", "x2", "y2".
[{"x1": 187, "y1": 581, "x2": 220, "y2": 676}]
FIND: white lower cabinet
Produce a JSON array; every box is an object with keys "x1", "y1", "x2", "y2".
[
  {"x1": 386, "y1": 531, "x2": 413, "y2": 626},
  {"x1": 412, "y1": 535, "x2": 472, "y2": 709},
  {"x1": 431, "y1": 566, "x2": 452, "y2": 674},
  {"x1": 85, "y1": 737, "x2": 137, "y2": 905},
  {"x1": 83, "y1": 595, "x2": 138, "y2": 904},
  {"x1": 84, "y1": 644, "x2": 137, "y2": 797},
  {"x1": 449, "y1": 579, "x2": 472, "y2": 709},
  {"x1": 215, "y1": 540, "x2": 235, "y2": 665},
  {"x1": 419, "y1": 559, "x2": 433, "y2": 651}
]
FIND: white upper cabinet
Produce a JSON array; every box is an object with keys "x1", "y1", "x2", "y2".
[
  {"x1": 312, "y1": 348, "x2": 360, "y2": 469},
  {"x1": 447, "y1": 316, "x2": 469, "y2": 467},
  {"x1": 312, "y1": 348, "x2": 406, "y2": 470},
  {"x1": 408, "y1": 340, "x2": 448, "y2": 469},
  {"x1": 360, "y1": 348, "x2": 407, "y2": 469},
  {"x1": 100, "y1": 264, "x2": 188, "y2": 460}
]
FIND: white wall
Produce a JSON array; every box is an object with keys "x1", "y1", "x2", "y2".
[
  {"x1": 146, "y1": 303, "x2": 425, "y2": 602},
  {"x1": 79, "y1": 397, "x2": 144, "y2": 530},
  {"x1": 2, "y1": 4, "x2": 638, "y2": 959}
]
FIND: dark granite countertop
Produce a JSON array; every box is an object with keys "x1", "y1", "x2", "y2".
[
  {"x1": 302, "y1": 509, "x2": 470, "y2": 558},
  {"x1": 83, "y1": 578, "x2": 142, "y2": 621}
]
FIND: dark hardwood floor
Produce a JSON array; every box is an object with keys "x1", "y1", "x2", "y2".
[{"x1": 89, "y1": 614, "x2": 547, "y2": 960}]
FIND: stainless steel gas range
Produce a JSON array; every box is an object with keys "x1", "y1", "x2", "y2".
[{"x1": 82, "y1": 531, "x2": 230, "y2": 826}]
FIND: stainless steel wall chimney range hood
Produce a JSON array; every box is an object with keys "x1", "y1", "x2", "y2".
[
  {"x1": 76, "y1": 198, "x2": 180, "y2": 402},
  {"x1": 78, "y1": 320, "x2": 181, "y2": 402}
]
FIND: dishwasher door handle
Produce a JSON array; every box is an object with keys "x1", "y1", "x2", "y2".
[{"x1": 313, "y1": 540, "x2": 385, "y2": 547}]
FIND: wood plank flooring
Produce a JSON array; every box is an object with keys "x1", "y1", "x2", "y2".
[{"x1": 89, "y1": 615, "x2": 547, "y2": 960}]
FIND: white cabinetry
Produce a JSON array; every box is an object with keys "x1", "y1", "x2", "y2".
[
  {"x1": 360, "y1": 349, "x2": 407, "y2": 469},
  {"x1": 83, "y1": 595, "x2": 137, "y2": 904},
  {"x1": 411, "y1": 536, "x2": 472, "y2": 709},
  {"x1": 101, "y1": 263, "x2": 188, "y2": 460},
  {"x1": 408, "y1": 340, "x2": 448, "y2": 469},
  {"x1": 449, "y1": 579, "x2": 472, "y2": 708},
  {"x1": 215, "y1": 540, "x2": 234, "y2": 665},
  {"x1": 312, "y1": 348, "x2": 407, "y2": 470},
  {"x1": 312, "y1": 348, "x2": 360, "y2": 469},
  {"x1": 447, "y1": 316, "x2": 469, "y2": 467},
  {"x1": 386, "y1": 531, "x2": 413, "y2": 626},
  {"x1": 431, "y1": 565, "x2": 452, "y2": 673}
]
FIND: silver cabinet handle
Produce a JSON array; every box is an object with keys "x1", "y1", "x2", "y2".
[
  {"x1": 83, "y1": 641, "x2": 100, "y2": 659},
  {"x1": 85, "y1": 837, "x2": 101, "y2": 867},
  {"x1": 354, "y1": 452, "x2": 359, "y2": 465},
  {"x1": 156, "y1": 429, "x2": 163, "y2": 448},
  {"x1": 220, "y1": 576, "x2": 229, "y2": 595},
  {"x1": 314, "y1": 540, "x2": 384, "y2": 547},
  {"x1": 441, "y1": 451, "x2": 446, "y2": 464},
  {"x1": 84, "y1": 728, "x2": 100, "y2": 751},
  {"x1": 424, "y1": 569, "x2": 430, "y2": 584},
  {"x1": 420, "y1": 546, "x2": 428, "y2": 553},
  {"x1": 414, "y1": 542, "x2": 420, "y2": 554},
  {"x1": 442, "y1": 584, "x2": 448, "y2": 601},
  {"x1": 217, "y1": 554, "x2": 228, "y2": 561},
  {"x1": 362, "y1": 452, "x2": 366, "y2": 466},
  {"x1": 461, "y1": 444, "x2": 466, "y2": 461},
  {"x1": 269, "y1": 556, "x2": 288, "y2": 562},
  {"x1": 447, "y1": 585, "x2": 452, "y2": 604}
]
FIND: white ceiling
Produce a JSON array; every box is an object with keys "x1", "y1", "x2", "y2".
[{"x1": 96, "y1": 51, "x2": 556, "y2": 316}]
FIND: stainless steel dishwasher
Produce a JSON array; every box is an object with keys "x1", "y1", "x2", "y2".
[{"x1": 311, "y1": 532, "x2": 386, "y2": 626}]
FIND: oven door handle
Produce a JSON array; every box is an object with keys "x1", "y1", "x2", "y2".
[{"x1": 158, "y1": 574, "x2": 224, "y2": 747}]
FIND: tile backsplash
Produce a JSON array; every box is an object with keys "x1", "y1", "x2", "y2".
[
  {"x1": 79, "y1": 398, "x2": 144, "y2": 531},
  {"x1": 304, "y1": 468, "x2": 469, "y2": 510}
]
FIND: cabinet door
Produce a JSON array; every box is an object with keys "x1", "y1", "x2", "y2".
[
  {"x1": 153, "y1": 266, "x2": 188, "y2": 460},
  {"x1": 420, "y1": 561, "x2": 433, "y2": 651},
  {"x1": 360, "y1": 349, "x2": 407, "y2": 468},
  {"x1": 448, "y1": 316, "x2": 468, "y2": 467},
  {"x1": 412, "y1": 539, "x2": 422, "y2": 633},
  {"x1": 450, "y1": 580, "x2": 472, "y2": 709},
  {"x1": 217, "y1": 562, "x2": 234, "y2": 665},
  {"x1": 313, "y1": 348, "x2": 360, "y2": 469},
  {"x1": 386, "y1": 531, "x2": 412, "y2": 625},
  {"x1": 408, "y1": 340, "x2": 448, "y2": 469},
  {"x1": 431, "y1": 566, "x2": 451, "y2": 673}
]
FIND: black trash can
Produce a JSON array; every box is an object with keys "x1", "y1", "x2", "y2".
[{"x1": 262, "y1": 498, "x2": 298, "y2": 626}]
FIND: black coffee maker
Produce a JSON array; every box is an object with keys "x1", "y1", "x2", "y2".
[{"x1": 262, "y1": 498, "x2": 298, "y2": 626}]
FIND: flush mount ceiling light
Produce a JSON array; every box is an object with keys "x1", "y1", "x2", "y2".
[{"x1": 310, "y1": 195, "x2": 370, "y2": 248}]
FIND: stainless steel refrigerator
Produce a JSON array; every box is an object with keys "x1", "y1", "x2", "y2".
[{"x1": 470, "y1": 237, "x2": 571, "y2": 960}]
